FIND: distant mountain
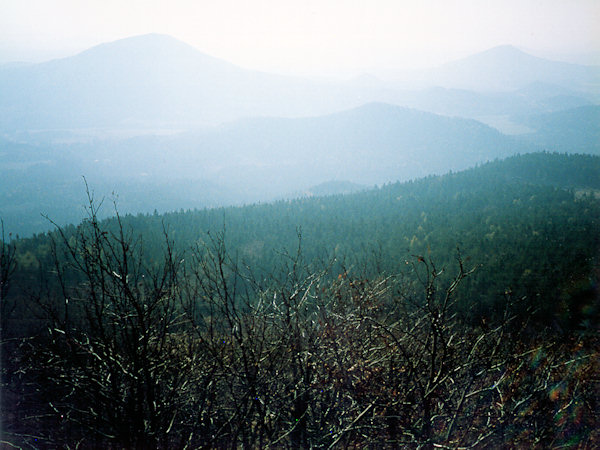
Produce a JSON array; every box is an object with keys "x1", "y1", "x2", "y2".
[
  {"x1": 1, "y1": 102, "x2": 538, "y2": 236},
  {"x1": 0, "y1": 34, "x2": 366, "y2": 131},
  {"x1": 513, "y1": 82, "x2": 594, "y2": 111},
  {"x1": 518, "y1": 105, "x2": 600, "y2": 154},
  {"x1": 390, "y1": 84, "x2": 593, "y2": 122},
  {"x1": 402, "y1": 45, "x2": 600, "y2": 93},
  {"x1": 1, "y1": 36, "x2": 598, "y2": 134},
  {"x1": 111, "y1": 102, "x2": 534, "y2": 194}
]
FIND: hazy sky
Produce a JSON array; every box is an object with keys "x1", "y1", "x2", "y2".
[{"x1": 1, "y1": 0, "x2": 599, "y2": 75}]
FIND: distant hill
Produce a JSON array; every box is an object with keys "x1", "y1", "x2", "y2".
[
  {"x1": 416, "y1": 45, "x2": 600, "y2": 93},
  {"x1": 1, "y1": 36, "x2": 598, "y2": 134},
  {"x1": 65, "y1": 102, "x2": 534, "y2": 196},
  {"x1": 387, "y1": 84, "x2": 593, "y2": 124},
  {"x1": 0, "y1": 102, "x2": 536, "y2": 236},
  {"x1": 518, "y1": 105, "x2": 600, "y2": 154},
  {"x1": 188, "y1": 102, "x2": 531, "y2": 189},
  {"x1": 0, "y1": 34, "x2": 366, "y2": 131}
]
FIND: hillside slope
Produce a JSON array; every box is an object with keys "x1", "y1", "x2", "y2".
[{"x1": 13, "y1": 152, "x2": 598, "y2": 322}]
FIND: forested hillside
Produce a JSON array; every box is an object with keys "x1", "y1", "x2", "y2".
[{"x1": 2, "y1": 152, "x2": 599, "y2": 447}]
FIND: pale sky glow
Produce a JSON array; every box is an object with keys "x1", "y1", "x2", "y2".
[{"x1": 1, "y1": 0, "x2": 599, "y2": 75}]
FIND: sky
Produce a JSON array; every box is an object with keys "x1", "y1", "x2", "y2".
[{"x1": 1, "y1": 0, "x2": 599, "y2": 76}]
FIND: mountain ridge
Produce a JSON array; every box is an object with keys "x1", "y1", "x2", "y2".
[
  {"x1": 424, "y1": 44, "x2": 600, "y2": 92},
  {"x1": 1, "y1": 34, "x2": 598, "y2": 133}
]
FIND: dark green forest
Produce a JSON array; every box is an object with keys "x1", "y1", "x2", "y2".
[{"x1": 1, "y1": 152, "x2": 599, "y2": 448}]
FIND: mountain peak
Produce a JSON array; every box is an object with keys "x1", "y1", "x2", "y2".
[
  {"x1": 430, "y1": 44, "x2": 599, "y2": 92},
  {"x1": 445, "y1": 45, "x2": 541, "y2": 69},
  {"x1": 75, "y1": 33, "x2": 202, "y2": 59},
  {"x1": 53, "y1": 33, "x2": 241, "y2": 76},
  {"x1": 482, "y1": 45, "x2": 526, "y2": 56}
]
